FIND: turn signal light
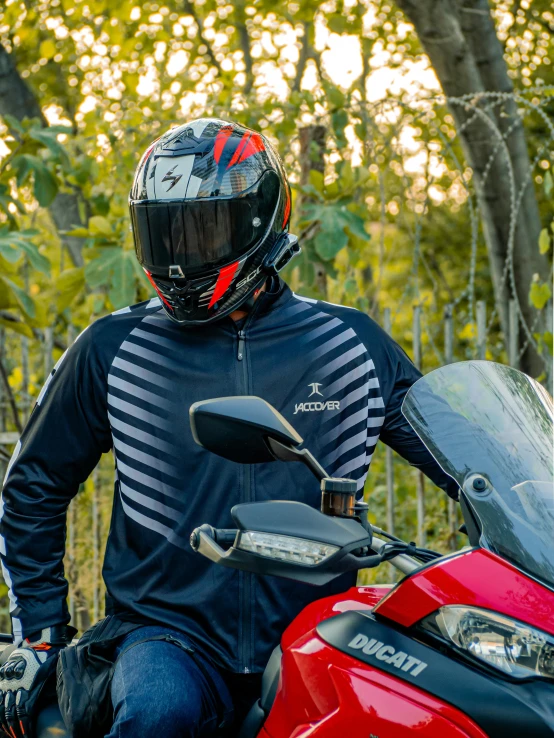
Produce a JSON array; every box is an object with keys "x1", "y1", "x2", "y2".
[{"x1": 238, "y1": 530, "x2": 339, "y2": 566}]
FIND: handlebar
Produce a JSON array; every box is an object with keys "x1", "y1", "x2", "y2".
[{"x1": 190, "y1": 524, "x2": 238, "y2": 551}]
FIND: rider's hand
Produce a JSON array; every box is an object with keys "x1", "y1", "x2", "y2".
[{"x1": 0, "y1": 626, "x2": 74, "y2": 738}]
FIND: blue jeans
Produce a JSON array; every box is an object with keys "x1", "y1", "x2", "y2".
[{"x1": 106, "y1": 626, "x2": 237, "y2": 738}]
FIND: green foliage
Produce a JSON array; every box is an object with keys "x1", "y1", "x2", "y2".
[
  {"x1": 0, "y1": 0, "x2": 552, "y2": 626},
  {"x1": 529, "y1": 278, "x2": 552, "y2": 311}
]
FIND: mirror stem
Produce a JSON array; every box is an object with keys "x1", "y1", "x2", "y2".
[{"x1": 267, "y1": 438, "x2": 328, "y2": 481}]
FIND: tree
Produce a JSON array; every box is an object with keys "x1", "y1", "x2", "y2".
[{"x1": 394, "y1": 0, "x2": 551, "y2": 376}]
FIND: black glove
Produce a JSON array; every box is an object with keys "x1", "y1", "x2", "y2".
[{"x1": 0, "y1": 625, "x2": 74, "y2": 738}]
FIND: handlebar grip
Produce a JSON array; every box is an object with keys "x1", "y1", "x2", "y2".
[
  {"x1": 190, "y1": 525, "x2": 238, "y2": 551},
  {"x1": 213, "y1": 529, "x2": 239, "y2": 545}
]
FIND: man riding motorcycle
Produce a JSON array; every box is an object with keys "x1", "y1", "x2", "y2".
[{"x1": 0, "y1": 118, "x2": 459, "y2": 737}]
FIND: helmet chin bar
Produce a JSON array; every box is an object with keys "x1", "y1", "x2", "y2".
[{"x1": 148, "y1": 232, "x2": 301, "y2": 327}]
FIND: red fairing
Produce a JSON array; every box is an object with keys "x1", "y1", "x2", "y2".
[
  {"x1": 374, "y1": 548, "x2": 554, "y2": 635},
  {"x1": 281, "y1": 586, "x2": 391, "y2": 651},
  {"x1": 263, "y1": 630, "x2": 488, "y2": 738}
]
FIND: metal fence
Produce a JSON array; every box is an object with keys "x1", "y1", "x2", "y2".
[{"x1": 0, "y1": 294, "x2": 532, "y2": 623}]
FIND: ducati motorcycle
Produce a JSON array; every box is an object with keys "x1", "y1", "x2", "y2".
[
  {"x1": 188, "y1": 360, "x2": 554, "y2": 737},
  {"x1": 3, "y1": 360, "x2": 553, "y2": 737}
]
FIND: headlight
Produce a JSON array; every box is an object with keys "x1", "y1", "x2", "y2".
[
  {"x1": 420, "y1": 606, "x2": 554, "y2": 681},
  {"x1": 238, "y1": 530, "x2": 339, "y2": 566}
]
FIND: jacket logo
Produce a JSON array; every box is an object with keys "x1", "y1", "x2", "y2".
[
  {"x1": 348, "y1": 633, "x2": 428, "y2": 677},
  {"x1": 162, "y1": 166, "x2": 183, "y2": 191},
  {"x1": 293, "y1": 400, "x2": 339, "y2": 415},
  {"x1": 294, "y1": 383, "x2": 339, "y2": 414}
]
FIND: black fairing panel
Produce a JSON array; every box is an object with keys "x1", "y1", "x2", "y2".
[
  {"x1": 317, "y1": 611, "x2": 554, "y2": 738},
  {"x1": 237, "y1": 645, "x2": 282, "y2": 738},
  {"x1": 260, "y1": 645, "x2": 282, "y2": 712}
]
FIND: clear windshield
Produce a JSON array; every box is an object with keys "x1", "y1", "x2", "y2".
[{"x1": 402, "y1": 361, "x2": 554, "y2": 588}]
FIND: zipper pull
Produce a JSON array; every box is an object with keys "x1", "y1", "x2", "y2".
[{"x1": 237, "y1": 330, "x2": 245, "y2": 361}]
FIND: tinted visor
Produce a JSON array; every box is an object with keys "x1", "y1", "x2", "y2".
[{"x1": 131, "y1": 170, "x2": 279, "y2": 275}]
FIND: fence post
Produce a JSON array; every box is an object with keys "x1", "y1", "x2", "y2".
[
  {"x1": 413, "y1": 305, "x2": 425, "y2": 547},
  {"x1": 476, "y1": 301, "x2": 487, "y2": 360},
  {"x1": 508, "y1": 299, "x2": 519, "y2": 369},
  {"x1": 21, "y1": 336, "x2": 30, "y2": 424},
  {"x1": 383, "y1": 309, "x2": 395, "y2": 540},
  {"x1": 43, "y1": 327, "x2": 54, "y2": 379},
  {"x1": 444, "y1": 305, "x2": 458, "y2": 551}
]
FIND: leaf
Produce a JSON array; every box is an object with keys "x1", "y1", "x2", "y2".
[
  {"x1": 28, "y1": 128, "x2": 70, "y2": 168},
  {"x1": 64, "y1": 227, "x2": 90, "y2": 238},
  {"x1": 13, "y1": 154, "x2": 58, "y2": 206},
  {"x1": 332, "y1": 110, "x2": 348, "y2": 138},
  {"x1": 85, "y1": 247, "x2": 121, "y2": 288},
  {"x1": 0, "y1": 276, "x2": 36, "y2": 318},
  {"x1": 32, "y1": 162, "x2": 59, "y2": 207},
  {"x1": 0, "y1": 242, "x2": 20, "y2": 263},
  {"x1": 339, "y1": 209, "x2": 371, "y2": 241},
  {"x1": 539, "y1": 228, "x2": 550, "y2": 255},
  {"x1": 529, "y1": 280, "x2": 552, "y2": 310},
  {"x1": 89, "y1": 215, "x2": 113, "y2": 237},
  {"x1": 109, "y1": 253, "x2": 135, "y2": 309},
  {"x1": 327, "y1": 14, "x2": 348, "y2": 34},
  {"x1": 322, "y1": 82, "x2": 345, "y2": 110},
  {"x1": 0, "y1": 228, "x2": 50, "y2": 273},
  {"x1": 308, "y1": 169, "x2": 324, "y2": 193},
  {"x1": 314, "y1": 228, "x2": 348, "y2": 261},
  {"x1": 0, "y1": 317, "x2": 34, "y2": 339},
  {"x1": 56, "y1": 268, "x2": 85, "y2": 311},
  {"x1": 39, "y1": 39, "x2": 57, "y2": 59},
  {"x1": 2, "y1": 114, "x2": 24, "y2": 135}
]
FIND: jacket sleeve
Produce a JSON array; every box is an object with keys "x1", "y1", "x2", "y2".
[
  {"x1": 0, "y1": 323, "x2": 112, "y2": 640},
  {"x1": 371, "y1": 325, "x2": 460, "y2": 500}
]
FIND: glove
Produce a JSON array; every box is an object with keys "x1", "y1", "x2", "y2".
[{"x1": 0, "y1": 625, "x2": 74, "y2": 738}]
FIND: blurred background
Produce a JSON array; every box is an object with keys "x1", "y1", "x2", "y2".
[{"x1": 0, "y1": 0, "x2": 552, "y2": 632}]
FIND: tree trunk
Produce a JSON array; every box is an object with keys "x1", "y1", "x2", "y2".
[
  {"x1": 0, "y1": 44, "x2": 86, "y2": 267},
  {"x1": 393, "y1": 0, "x2": 549, "y2": 377},
  {"x1": 298, "y1": 125, "x2": 328, "y2": 297}
]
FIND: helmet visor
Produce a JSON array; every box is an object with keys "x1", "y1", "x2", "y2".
[{"x1": 131, "y1": 170, "x2": 279, "y2": 275}]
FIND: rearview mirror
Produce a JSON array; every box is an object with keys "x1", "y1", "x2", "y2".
[
  {"x1": 189, "y1": 396, "x2": 327, "y2": 480},
  {"x1": 190, "y1": 396, "x2": 302, "y2": 463}
]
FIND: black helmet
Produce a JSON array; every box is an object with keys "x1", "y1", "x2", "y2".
[{"x1": 129, "y1": 117, "x2": 299, "y2": 325}]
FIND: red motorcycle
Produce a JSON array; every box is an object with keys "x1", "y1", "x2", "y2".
[{"x1": 189, "y1": 360, "x2": 554, "y2": 738}]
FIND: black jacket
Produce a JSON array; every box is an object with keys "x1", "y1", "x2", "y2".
[{"x1": 0, "y1": 279, "x2": 457, "y2": 672}]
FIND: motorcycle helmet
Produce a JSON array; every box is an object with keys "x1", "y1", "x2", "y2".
[{"x1": 129, "y1": 117, "x2": 299, "y2": 325}]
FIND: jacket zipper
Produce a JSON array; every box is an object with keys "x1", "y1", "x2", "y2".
[{"x1": 234, "y1": 304, "x2": 262, "y2": 673}]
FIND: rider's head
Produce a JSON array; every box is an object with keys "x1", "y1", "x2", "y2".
[{"x1": 129, "y1": 118, "x2": 298, "y2": 326}]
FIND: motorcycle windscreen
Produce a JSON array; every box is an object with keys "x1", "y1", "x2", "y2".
[
  {"x1": 402, "y1": 361, "x2": 554, "y2": 588},
  {"x1": 131, "y1": 169, "x2": 280, "y2": 274}
]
